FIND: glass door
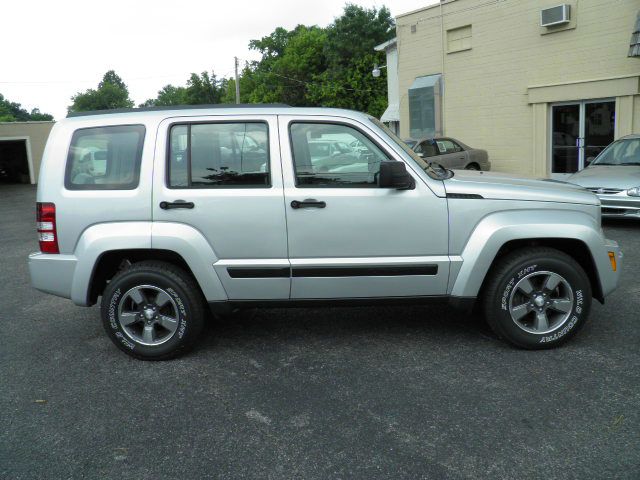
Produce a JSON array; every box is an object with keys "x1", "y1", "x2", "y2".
[
  {"x1": 551, "y1": 104, "x2": 580, "y2": 174},
  {"x1": 584, "y1": 101, "x2": 615, "y2": 166},
  {"x1": 550, "y1": 100, "x2": 615, "y2": 177}
]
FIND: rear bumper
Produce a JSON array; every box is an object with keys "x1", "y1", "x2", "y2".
[{"x1": 28, "y1": 252, "x2": 77, "y2": 301}]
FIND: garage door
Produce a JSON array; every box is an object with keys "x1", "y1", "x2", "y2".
[{"x1": 0, "y1": 140, "x2": 29, "y2": 184}]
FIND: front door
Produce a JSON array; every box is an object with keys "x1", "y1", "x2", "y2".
[
  {"x1": 278, "y1": 115, "x2": 450, "y2": 299},
  {"x1": 551, "y1": 100, "x2": 615, "y2": 178}
]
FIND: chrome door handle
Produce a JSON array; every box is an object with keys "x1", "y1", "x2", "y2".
[{"x1": 290, "y1": 199, "x2": 326, "y2": 209}]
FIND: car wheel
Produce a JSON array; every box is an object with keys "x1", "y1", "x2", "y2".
[
  {"x1": 465, "y1": 163, "x2": 480, "y2": 170},
  {"x1": 101, "y1": 261, "x2": 205, "y2": 360},
  {"x1": 482, "y1": 247, "x2": 592, "y2": 349}
]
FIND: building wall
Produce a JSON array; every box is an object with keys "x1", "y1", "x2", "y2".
[
  {"x1": 0, "y1": 121, "x2": 55, "y2": 183},
  {"x1": 396, "y1": 0, "x2": 640, "y2": 176}
]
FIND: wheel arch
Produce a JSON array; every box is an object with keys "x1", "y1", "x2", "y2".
[
  {"x1": 71, "y1": 221, "x2": 228, "y2": 306},
  {"x1": 88, "y1": 249, "x2": 200, "y2": 305},
  {"x1": 479, "y1": 238, "x2": 603, "y2": 303},
  {"x1": 449, "y1": 212, "x2": 608, "y2": 303}
]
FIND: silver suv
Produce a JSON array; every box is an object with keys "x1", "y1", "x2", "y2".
[{"x1": 29, "y1": 105, "x2": 622, "y2": 360}]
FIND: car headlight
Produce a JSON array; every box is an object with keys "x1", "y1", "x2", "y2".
[{"x1": 627, "y1": 187, "x2": 640, "y2": 196}]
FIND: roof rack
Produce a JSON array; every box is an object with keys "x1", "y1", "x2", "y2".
[{"x1": 67, "y1": 103, "x2": 291, "y2": 118}]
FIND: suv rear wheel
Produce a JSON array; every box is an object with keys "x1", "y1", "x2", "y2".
[
  {"x1": 101, "y1": 261, "x2": 205, "y2": 360},
  {"x1": 482, "y1": 247, "x2": 592, "y2": 349}
]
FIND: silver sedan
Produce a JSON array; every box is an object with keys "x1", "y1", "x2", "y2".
[
  {"x1": 408, "y1": 137, "x2": 491, "y2": 171},
  {"x1": 568, "y1": 134, "x2": 640, "y2": 218}
]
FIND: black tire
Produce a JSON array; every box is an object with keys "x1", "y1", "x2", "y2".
[
  {"x1": 101, "y1": 261, "x2": 206, "y2": 360},
  {"x1": 482, "y1": 247, "x2": 592, "y2": 349},
  {"x1": 465, "y1": 163, "x2": 480, "y2": 171}
]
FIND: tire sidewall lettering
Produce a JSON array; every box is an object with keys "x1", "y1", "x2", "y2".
[
  {"x1": 498, "y1": 262, "x2": 586, "y2": 345},
  {"x1": 500, "y1": 264, "x2": 537, "y2": 311},
  {"x1": 106, "y1": 282, "x2": 190, "y2": 351}
]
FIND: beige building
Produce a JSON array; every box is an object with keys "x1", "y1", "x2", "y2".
[
  {"x1": 0, "y1": 121, "x2": 55, "y2": 184},
  {"x1": 395, "y1": 0, "x2": 640, "y2": 178}
]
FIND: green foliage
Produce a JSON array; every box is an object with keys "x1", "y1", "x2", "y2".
[
  {"x1": 243, "y1": 4, "x2": 394, "y2": 115},
  {"x1": 185, "y1": 72, "x2": 221, "y2": 104},
  {"x1": 68, "y1": 70, "x2": 134, "y2": 113},
  {"x1": 0, "y1": 93, "x2": 53, "y2": 122},
  {"x1": 119, "y1": 4, "x2": 395, "y2": 116},
  {"x1": 139, "y1": 71, "x2": 226, "y2": 107},
  {"x1": 140, "y1": 84, "x2": 187, "y2": 107}
]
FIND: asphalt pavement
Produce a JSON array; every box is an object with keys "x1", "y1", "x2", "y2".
[{"x1": 1, "y1": 184, "x2": 638, "y2": 479}]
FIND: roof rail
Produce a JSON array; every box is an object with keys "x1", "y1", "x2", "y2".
[{"x1": 67, "y1": 103, "x2": 291, "y2": 118}]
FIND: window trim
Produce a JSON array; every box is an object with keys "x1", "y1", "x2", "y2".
[
  {"x1": 165, "y1": 120, "x2": 272, "y2": 189},
  {"x1": 64, "y1": 124, "x2": 146, "y2": 191},
  {"x1": 446, "y1": 24, "x2": 472, "y2": 54},
  {"x1": 288, "y1": 120, "x2": 393, "y2": 189}
]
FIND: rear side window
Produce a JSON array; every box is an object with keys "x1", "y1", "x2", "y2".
[
  {"x1": 65, "y1": 125, "x2": 145, "y2": 190},
  {"x1": 168, "y1": 122, "x2": 270, "y2": 188}
]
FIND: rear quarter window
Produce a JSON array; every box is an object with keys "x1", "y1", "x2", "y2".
[{"x1": 65, "y1": 124, "x2": 145, "y2": 190}]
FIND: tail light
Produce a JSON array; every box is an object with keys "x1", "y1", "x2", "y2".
[{"x1": 36, "y1": 202, "x2": 59, "y2": 254}]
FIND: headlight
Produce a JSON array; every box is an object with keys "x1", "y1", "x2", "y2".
[{"x1": 627, "y1": 187, "x2": 640, "y2": 196}]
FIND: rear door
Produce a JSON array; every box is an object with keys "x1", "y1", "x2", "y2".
[
  {"x1": 153, "y1": 114, "x2": 290, "y2": 299},
  {"x1": 278, "y1": 115, "x2": 450, "y2": 300}
]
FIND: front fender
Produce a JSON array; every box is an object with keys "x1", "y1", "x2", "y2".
[{"x1": 449, "y1": 209, "x2": 617, "y2": 298}]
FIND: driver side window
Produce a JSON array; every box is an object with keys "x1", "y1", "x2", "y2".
[{"x1": 290, "y1": 122, "x2": 389, "y2": 187}]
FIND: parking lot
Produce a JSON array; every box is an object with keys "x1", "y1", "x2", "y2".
[{"x1": 1, "y1": 183, "x2": 639, "y2": 479}]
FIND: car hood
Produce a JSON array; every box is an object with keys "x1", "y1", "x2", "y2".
[
  {"x1": 567, "y1": 165, "x2": 640, "y2": 190},
  {"x1": 444, "y1": 170, "x2": 598, "y2": 205}
]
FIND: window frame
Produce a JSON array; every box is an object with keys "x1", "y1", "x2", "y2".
[
  {"x1": 64, "y1": 124, "x2": 146, "y2": 191},
  {"x1": 165, "y1": 120, "x2": 272, "y2": 190},
  {"x1": 288, "y1": 120, "x2": 393, "y2": 189}
]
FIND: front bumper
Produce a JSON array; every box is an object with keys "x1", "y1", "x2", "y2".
[
  {"x1": 599, "y1": 238, "x2": 623, "y2": 299},
  {"x1": 596, "y1": 193, "x2": 640, "y2": 218}
]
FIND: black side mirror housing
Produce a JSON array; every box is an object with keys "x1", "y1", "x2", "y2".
[{"x1": 378, "y1": 161, "x2": 416, "y2": 190}]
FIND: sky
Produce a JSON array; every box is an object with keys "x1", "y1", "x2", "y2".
[{"x1": 1, "y1": 0, "x2": 436, "y2": 120}]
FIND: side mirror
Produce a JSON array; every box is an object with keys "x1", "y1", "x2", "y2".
[
  {"x1": 378, "y1": 161, "x2": 415, "y2": 190},
  {"x1": 585, "y1": 156, "x2": 595, "y2": 165}
]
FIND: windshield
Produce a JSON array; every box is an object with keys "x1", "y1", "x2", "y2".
[
  {"x1": 592, "y1": 138, "x2": 640, "y2": 166},
  {"x1": 368, "y1": 117, "x2": 446, "y2": 179}
]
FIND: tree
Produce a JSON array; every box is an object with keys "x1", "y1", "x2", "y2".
[
  {"x1": 68, "y1": 70, "x2": 134, "y2": 113},
  {"x1": 0, "y1": 93, "x2": 53, "y2": 121},
  {"x1": 140, "y1": 84, "x2": 187, "y2": 107},
  {"x1": 184, "y1": 71, "x2": 221, "y2": 104},
  {"x1": 307, "y1": 5, "x2": 394, "y2": 116},
  {"x1": 239, "y1": 4, "x2": 394, "y2": 115}
]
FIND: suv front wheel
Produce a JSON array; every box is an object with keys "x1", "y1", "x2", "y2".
[
  {"x1": 482, "y1": 248, "x2": 592, "y2": 349},
  {"x1": 101, "y1": 261, "x2": 206, "y2": 360}
]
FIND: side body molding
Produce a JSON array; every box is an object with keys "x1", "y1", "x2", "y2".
[{"x1": 448, "y1": 210, "x2": 614, "y2": 298}]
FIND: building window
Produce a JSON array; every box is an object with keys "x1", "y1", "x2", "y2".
[
  {"x1": 447, "y1": 25, "x2": 472, "y2": 53},
  {"x1": 408, "y1": 74, "x2": 442, "y2": 139}
]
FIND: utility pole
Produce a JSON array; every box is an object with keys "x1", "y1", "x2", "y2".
[{"x1": 234, "y1": 56, "x2": 240, "y2": 104}]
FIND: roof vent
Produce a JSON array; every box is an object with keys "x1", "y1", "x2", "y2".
[{"x1": 540, "y1": 4, "x2": 571, "y2": 27}]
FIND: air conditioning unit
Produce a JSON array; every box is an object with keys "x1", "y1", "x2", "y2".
[{"x1": 540, "y1": 4, "x2": 571, "y2": 27}]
